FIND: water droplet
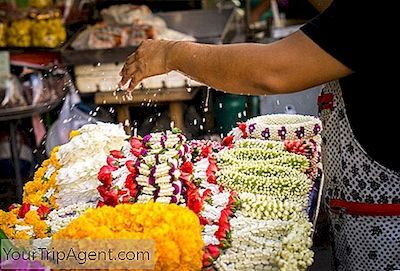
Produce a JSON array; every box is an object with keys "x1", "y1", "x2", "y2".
[
  {"x1": 238, "y1": 112, "x2": 242, "y2": 118},
  {"x1": 276, "y1": 100, "x2": 280, "y2": 105},
  {"x1": 204, "y1": 87, "x2": 211, "y2": 108},
  {"x1": 93, "y1": 112, "x2": 98, "y2": 117},
  {"x1": 149, "y1": 118, "x2": 153, "y2": 123},
  {"x1": 204, "y1": 107, "x2": 209, "y2": 113},
  {"x1": 243, "y1": 110, "x2": 247, "y2": 117},
  {"x1": 193, "y1": 119, "x2": 197, "y2": 125},
  {"x1": 170, "y1": 121, "x2": 175, "y2": 128},
  {"x1": 88, "y1": 117, "x2": 92, "y2": 122},
  {"x1": 97, "y1": 62, "x2": 101, "y2": 67},
  {"x1": 157, "y1": 113, "x2": 161, "y2": 117},
  {"x1": 33, "y1": 149, "x2": 37, "y2": 154},
  {"x1": 219, "y1": 103, "x2": 223, "y2": 108},
  {"x1": 200, "y1": 125, "x2": 204, "y2": 130},
  {"x1": 220, "y1": 133, "x2": 224, "y2": 138},
  {"x1": 186, "y1": 87, "x2": 192, "y2": 93},
  {"x1": 202, "y1": 118, "x2": 206, "y2": 123}
]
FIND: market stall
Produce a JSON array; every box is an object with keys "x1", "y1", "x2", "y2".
[{"x1": 1, "y1": 113, "x2": 323, "y2": 271}]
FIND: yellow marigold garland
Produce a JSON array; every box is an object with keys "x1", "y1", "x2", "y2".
[
  {"x1": 0, "y1": 209, "x2": 49, "y2": 239},
  {"x1": 49, "y1": 146, "x2": 61, "y2": 169},
  {"x1": 69, "y1": 129, "x2": 80, "y2": 140},
  {"x1": 0, "y1": 208, "x2": 18, "y2": 238},
  {"x1": 0, "y1": 146, "x2": 61, "y2": 239},
  {"x1": 22, "y1": 146, "x2": 60, "y2": 209},
  {"x1": 53, "y1": 202, "x2": 204, "y2": 271}
]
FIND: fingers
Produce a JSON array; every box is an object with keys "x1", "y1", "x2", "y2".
[
  {"x1": 119, "y1": 64, "x2": 137, "y2": 87},
  {"x1": 127, "y1": 76, "x2": 140, "y2": 92},
  {"x1": 119, "y1": 49, "x2": 139, "y2": 76}
]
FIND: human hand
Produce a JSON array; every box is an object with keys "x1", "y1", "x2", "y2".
[{"x1": 119, "y1": 39, "x2": 178, "y2": 91}]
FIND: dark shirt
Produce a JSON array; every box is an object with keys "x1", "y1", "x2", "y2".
[{"x1": 301, "y1": 0, "x2": 399, "y2": 172}]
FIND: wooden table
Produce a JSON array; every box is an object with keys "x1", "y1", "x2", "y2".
[{"x1": 95, "y1": 87, "x2": 200, "y2": 134}]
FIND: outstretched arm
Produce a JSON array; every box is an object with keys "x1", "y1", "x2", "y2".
[{"x1": 119, "y1": 31, "x2": 351, "y2": 95}]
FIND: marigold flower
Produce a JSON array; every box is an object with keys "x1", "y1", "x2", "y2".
[{"x1": 54, "y1": 202, "x2": 204, "y2": 271}]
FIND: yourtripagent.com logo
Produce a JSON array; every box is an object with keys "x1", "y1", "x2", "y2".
[{"x1": 1, "y1": 239, "x2": 154, "y2": 270}]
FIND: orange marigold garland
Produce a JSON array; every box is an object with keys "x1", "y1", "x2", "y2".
[{"x1": 53, "y1": 202, "x2": 204, "y2": 271}]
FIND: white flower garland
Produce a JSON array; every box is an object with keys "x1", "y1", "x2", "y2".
[
  {"x1": 46, "y1": 203, "x2": 96, "y2": 234},
  {"x1": 239, "y1": 192, "x2": 307, "y2": 221},
  {"x1": 216, "y1": 168, "x2": 311, "y2": 200},
  {"x1": 235, "y1": 139, "x2": 285, "y2": 151},
  {"x1": 215, "y1": 213, "x2": 314, "y2": 271},
  {"x1": 217, "y1": 148, "x2": 310, "y2": 173},
  {"x1": 54, "y1": 123, "x2": 128, "y2": 208},
  {"x1": 230, "y1": 114, "x2": 322, "y2": 141}
]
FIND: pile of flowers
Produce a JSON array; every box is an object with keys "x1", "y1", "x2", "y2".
[
  {"x1": 203, "y1": 114, "x2": 322, "y2": 271},
  {"x1": 1, "y1": 114, "x2": 323, "y2": 271},
  {"x1": 95, "y1": 129, "x2": 241, "y2": 270},
  {"x1": 53, "y1": 202, "x2": 204, "y2": 271},
  {"x1": 0, "y1": 123, "x2": 127, "y2": 239}
]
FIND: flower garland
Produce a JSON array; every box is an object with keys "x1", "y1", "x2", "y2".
[
  {"x1": 235, "y1": 139, "x2": 285, "y2": 151},
  {"x1": 216, "y1": 166, "x2": 311, "y2": 201},
  {"x1": 53, "y1": 202, "x2": 204, "y2": 271},
  {"x1": 214, "y1": 213, "x2": 314, "y2": 271},
  {"x1": 0, "y1": 124, "x2": 128, "y2": 239},
  {"x1": 285, "y1": 138, "x2": 322, "y2": 180},
  {"x1": 193, "y1": 157, "x2": 240, "y2": 270},
  {"x1": 239, "y1": 192, "x2": 307, "y2": 221},
  {"x1": 46, "y1": 203, "x2": 96, "y2": 234},
  {"x1": 97, "y1": 130, "x2": 192, "y2": 207},
  {"x1": 190, "y1": 140, "x2": 226, "y2": 162},
  {"x1": 55, "y1": 123, "x2": 128, "y2": 208},
  {"x1": 23, "y1": 146, "x2": 61, "y2": 209},
  {"x1": 230, "y1": 114, "x2": 322, "y2": 141},
  {"x1": 217, "y1": 147, "x2": 310, "y2": 173},
  {"x1": 0, "y1": 206, "x2": 50, "y2": 239}
]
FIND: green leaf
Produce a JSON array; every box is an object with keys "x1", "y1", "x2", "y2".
[{"x1": 171, "y1": 127, "x2": 182, "y2": 134}]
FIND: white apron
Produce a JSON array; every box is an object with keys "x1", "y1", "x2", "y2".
[{"x1": 319, "y1": 81, "x2": 400, "y2": 271}]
